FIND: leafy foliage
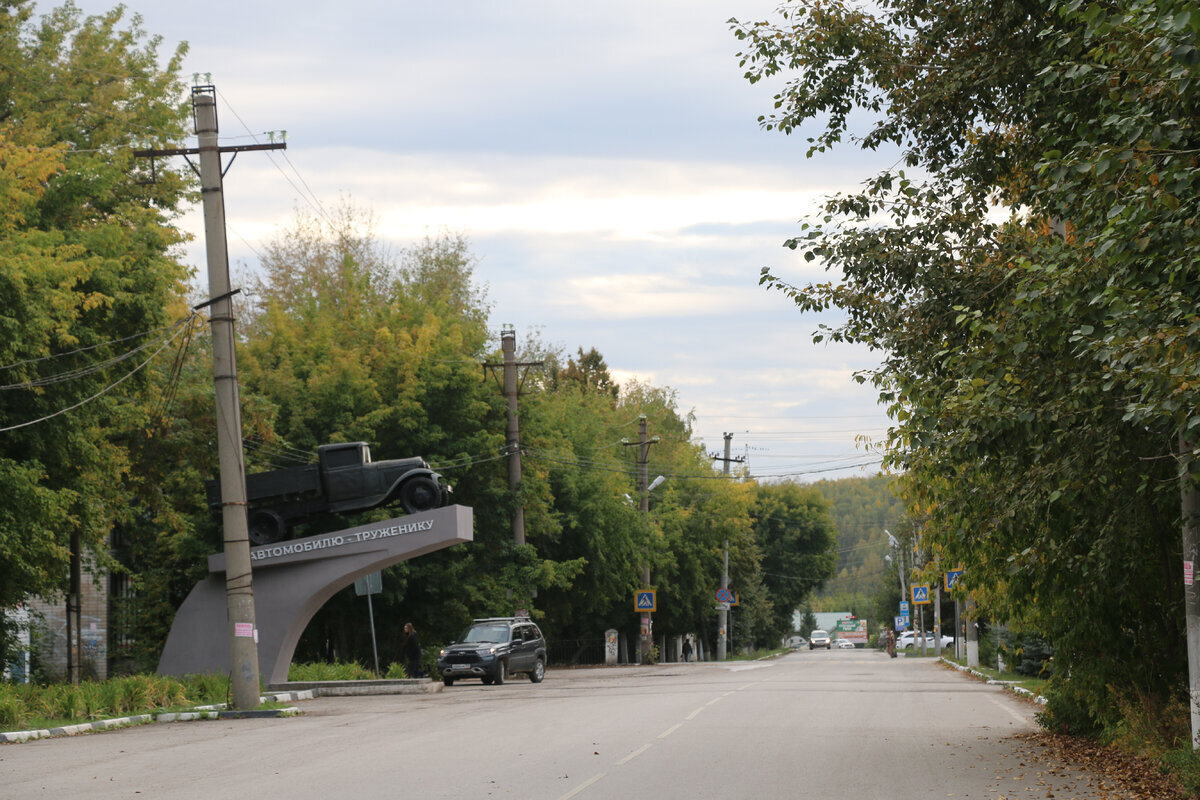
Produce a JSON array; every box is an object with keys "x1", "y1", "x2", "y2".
[
  {"x1": 0, "y1": 1, "x2": 191, "y2": 654},
  {"x1": 732, "y1": 0, "x2": 1200, "y2": 732}
]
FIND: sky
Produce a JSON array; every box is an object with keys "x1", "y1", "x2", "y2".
[{"x1": 61, "y1": 0, "x2": 898, "y2": 482}]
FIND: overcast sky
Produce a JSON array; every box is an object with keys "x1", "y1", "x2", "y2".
[{"x1": 62, "y1": 0, "x2": 898, "y2": 482}]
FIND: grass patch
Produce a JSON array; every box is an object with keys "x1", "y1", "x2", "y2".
[
  {"x1": 287, "y1": 661, "x2": 378, "y2": 682},
  {"x1": 0, "y1": 673, "x2": 234, "y2": 732}
]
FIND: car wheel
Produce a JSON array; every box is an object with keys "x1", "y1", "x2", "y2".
[
  {"x1": 401, "y1": 476, "x2": 442, "y2": 514},
  {"x1": 529, "y1": 658, "x2": 545, "y2": 683},
  {"x1": 827, "y1": 644, "x2": 831, "y2": 650},
  {"x1": 808, "y1": 644, "x2": 813, "y2": 650},
  {"x1": 442, "y1": 676, "x2": 454, "y2": 686},
  {"x1": 248, "y1": 509, "x2": 287, "y2": 546},
  {"x1": 493, "y1": 660, "x2": 506, "y2": 685},
  {"x1": 481, "y1": 675, "x2": 494, "y2": 685}
]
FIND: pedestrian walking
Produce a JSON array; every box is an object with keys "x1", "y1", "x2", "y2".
[
  {"x1": 403, "y1": 622, "x2": 424, "y2": 678},
  {"x1": 682, "y1": 637, "x2": 693, "y2": 662}
]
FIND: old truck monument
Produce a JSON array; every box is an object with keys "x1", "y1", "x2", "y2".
[{"x1": 162, "y1": 445, "x2": 467, "y2": 684}]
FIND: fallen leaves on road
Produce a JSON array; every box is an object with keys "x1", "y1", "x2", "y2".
[{"x1": 1010, "y1": 731, "x2": 1188, "y2": 799}]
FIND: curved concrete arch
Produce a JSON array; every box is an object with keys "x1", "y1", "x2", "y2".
[{"x1": 158, "y1": 504, "x2": 473, "y2": 685}]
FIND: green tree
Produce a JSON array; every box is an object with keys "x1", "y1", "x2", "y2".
[
  {"x1": 750, "y1": 482, "x2": 838, "y2": 644},
  {"x1": 0, "y1": 1, "x2": 191, "y2": 659},
  {"x1": 732, "y1": 0, "x2": 1198, "y2": 731}
]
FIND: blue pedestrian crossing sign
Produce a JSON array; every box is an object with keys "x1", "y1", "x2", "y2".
[
  {"x1": 635, "y1": 590, "x2": 657, "y2": 612},
  {"x1": 944, "y1": 568, "x2": 965, "y2": 591},
  {"x1": 911, "y1": 585, "x2": 931, "y2": 605}
]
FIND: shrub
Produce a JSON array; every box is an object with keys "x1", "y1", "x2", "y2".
[
  {"x1": 287, "y1": 661, "x2": 376, "y2": 682},
  {"x1": 0, "y1": 689, "x2": 25, "y2": 730}
]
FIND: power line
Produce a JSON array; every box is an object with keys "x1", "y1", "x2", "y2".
[{"x1": 0, "y1": 318, "x2": 195, "y2": 433}]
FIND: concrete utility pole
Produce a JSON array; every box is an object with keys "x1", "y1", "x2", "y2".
[
  {"x1": 623, "y1": 416, "x2": 658, "y2": 663},
  {"x1": 483, "y1": 326, "x2": 543, "y2": 546},
  {"x1": 710, "y1": 432, "x2": 745, "y2": 475},
  {"x1": 1180, "y1": 434, "x2": 1200, "y2": 748},
  {"x1": 196, "y1": 88, "x2": 259, "y2": 710},
  {"x1": 718, "y1": 540, "x2": 730, "y2": 661},
  {"x1": 502, "y1": 329, "x2": 525, "y2": 546},
  {"x1": 137, "y1": 85, "x2": 286, "y2": 709},
  {"x1": 966, "y1": 594, "x2": 979, "y2": 667}
]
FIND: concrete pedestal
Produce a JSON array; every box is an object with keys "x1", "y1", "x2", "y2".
[{"x1": 158, "y1": 504, "x2": 472, "y2": 684}]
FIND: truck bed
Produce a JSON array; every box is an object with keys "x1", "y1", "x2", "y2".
[{"x1": 205, "y1": 464, "x2": 321, "y2": 508}]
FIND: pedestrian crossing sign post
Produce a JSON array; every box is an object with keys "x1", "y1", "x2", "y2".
[
  {"x1": 635, "y1": 590, "x2": 656, "y2": 612},
  {"x1": 911, "y1": 585, "x2": 931, "y2": 605}
]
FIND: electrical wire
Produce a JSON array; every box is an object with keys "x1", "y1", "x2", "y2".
[{"x1": 0, "y1": 317, "x2": 196, "y2": 433}]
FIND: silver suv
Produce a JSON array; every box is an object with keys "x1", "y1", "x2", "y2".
[
  {"x1": 436, "y1": 617, "x2": 547, "y2": 686},
  {"x1": 808, "y1": 629, "x2": 831, "y2": 649}
]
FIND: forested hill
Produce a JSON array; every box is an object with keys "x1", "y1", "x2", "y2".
[{"x1": 810, "y1": 475, "x2": 904, "y2": 600}]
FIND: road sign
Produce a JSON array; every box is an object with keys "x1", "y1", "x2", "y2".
[
  {"x1": 899, "y1": 601, "x2": 909, "y2": 613},
  {"x1": 354, "y1": 571, "x2": 382, "y2": 596},
  {"x1": 731, "y1": 593, "x2": 740, "y2": 607},
  {"x1": 911, "y1": 585, "x2": 931, "y2": 605},
  {"x1": 635, "y1": 590, "x2": 656, "y2": 612},
  {"x1": 944, "y1": 568, "x2": 965, "y2": 591},
  {"x1": 894, "y1": 615, "x2": 908, "y2": 631},
  {"x1": 715, "y1": 587, "x2": 734, "y2": 604}
]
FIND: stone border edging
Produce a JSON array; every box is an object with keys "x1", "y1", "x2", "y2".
[
  {"x1": 939, "y1": 657, "x2": 1047, "y2": 705},
  {"x1": 0, "y1": 690, "x2": 313, "y2": 743}
]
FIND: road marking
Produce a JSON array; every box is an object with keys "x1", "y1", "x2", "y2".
[
  {"x1": 706, "y1": 696, "x2": 724, "y2": 706},
  {"x1": 737, "y1": 683, "x2": 757, "y2": 691},
  {"x1": 988, "y1": 694, "x2": 1031, "y2": 725},
  {"x1": 727, "y1": 662, "x2": 774, "y2": 672},
  {"x1": 557, "y1": 772, "x2": 606, "y2": 800},
  {"x1": 616, "y1": 743, "x2": 653, "y2": 765},
  {"x1": 657, "y1": 722, "x2": 683, "y2": 739},
  {"x1": 686, "y1": 707, "x2": 705, "y2": 720}
]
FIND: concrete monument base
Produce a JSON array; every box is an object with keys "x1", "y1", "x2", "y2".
[{"x1": 158, "y1": 504, "x2": 472, "y2": 685}]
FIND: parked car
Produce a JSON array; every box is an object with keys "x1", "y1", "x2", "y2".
[
  {"x1": 835, "y1": 639, "x2": 856, "y2": 649},
  {"x1": 808, "y1": 629, "x2": 831, "y2": 649},
  {"x1": 897, "y1": 631, "x2": 953, "y2": 649},
  {"x1": 437, "y1": 617, "x2": 547, "y2": 686}
]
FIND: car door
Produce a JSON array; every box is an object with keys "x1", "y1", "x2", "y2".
[{"x1": 517, "y1": 624, "x2": 539, "y2": 671}]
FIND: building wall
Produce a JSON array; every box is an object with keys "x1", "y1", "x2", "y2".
[{"x1": 25, "y1": 560, "x2": 109, "y2": 681}]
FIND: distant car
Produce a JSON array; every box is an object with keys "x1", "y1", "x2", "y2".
[
  {"x1": 788, "y1": 637, "x2": 808, "y2": 650},
  {"x1": 808, "y1": 630, "x2": 831, "y2": 649},
  {"x1": 835, "y1": 639, "x2": 855, "y2": 649}
]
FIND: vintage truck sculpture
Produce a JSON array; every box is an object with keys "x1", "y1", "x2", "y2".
[{"x1": 206, "y1": 442, "x2": 452, "y2": 545}]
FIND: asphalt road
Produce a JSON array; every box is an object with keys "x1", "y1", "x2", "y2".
[{"x1": 0, "y1": 650, "x2": 1130, "y2": 799}]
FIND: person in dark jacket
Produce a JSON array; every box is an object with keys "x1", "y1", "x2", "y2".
[{"x1": 403, "y1": 622, "x2": 423, "y2": 678}]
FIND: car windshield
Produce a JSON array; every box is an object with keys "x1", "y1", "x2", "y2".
[
  {"x1": 461, "y1": 623, "x2": 510, "y2": 644},
  {"x1": 812, "y1": 630, "x2": 827, "y2": 638}
]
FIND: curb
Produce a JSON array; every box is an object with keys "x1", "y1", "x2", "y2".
[
  {"x1": 939, "y1": 657, "x2": 1048, "y2": 705},
  {"x1": 1, "y1": 691, "x2": 309, "y2": 743}
]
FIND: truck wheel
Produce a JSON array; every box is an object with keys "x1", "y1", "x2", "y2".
[
  {"x1": 248, "y1": 510, "x2": 286, "y2": 545},
  {"x1": 401, "y1": 476, "x2": 442, "y2": 514}
]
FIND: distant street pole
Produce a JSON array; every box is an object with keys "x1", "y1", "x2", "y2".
[
  {"x1": 713, "y1": 433, "x2": 741, "y2": 662},
  {"x1": 623, "y1": 416, "x2": 659, "y2": 664},
  {"x1": 483, "y1": 326, "x2": 543, "y2": 548},
  {"x1": 718, "y1": 540, "x2": 729, "y2": 661},
  {"x1": 1179, "y1": 434, "x2": 1200, "y2": 748}
]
